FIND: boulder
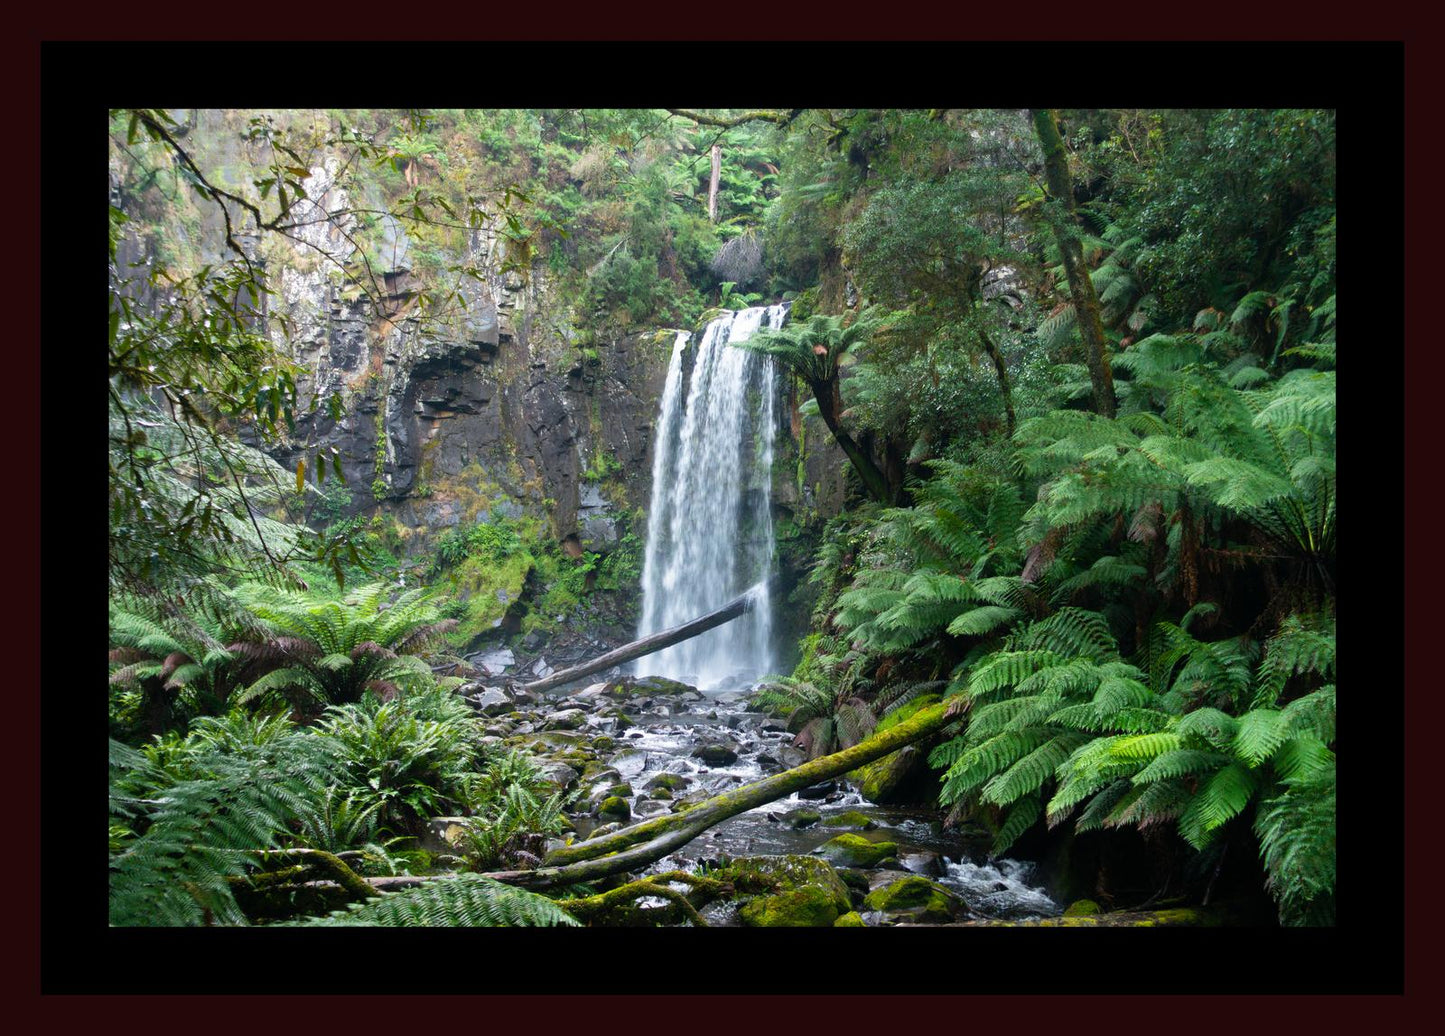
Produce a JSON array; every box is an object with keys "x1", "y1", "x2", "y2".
[
  {"x1": 787, "y1": 808, "x2": 822, "y2": 829},
  {"x1": 815, "y1": 833, "x2": 898, "y2": 869},
  {"x1": 900, "y1": 851, "x2": 946, "y2": 878},
  {"x1": 822, "y1": 810, "x2": 879, "y2": 831},
  {"x1": 862, "y1": 876, "x2": 969, "y2": 924},
  {"x1": 536, "y1": 761, "x2": 580, "y2": 793},
  {"x1": 795, "y1": 781, "x2": 837, "y2": 800},
  {"x1": 542, "y1": 708, "x2": 588, "y2": 731},
  {"x1": 690, "y1": 742, "x2": 740, "y2": 767},
  {"x1": 469, "y1": 687, "x2": 515, "y2": 717},
  {"x1": 596, "y1": 796, "x2": 631, "y2": 821},
  {"x1": 722, "y1": 856, "x2": 853, "y2": 928}
]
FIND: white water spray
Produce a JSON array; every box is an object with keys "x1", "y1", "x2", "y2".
[{"x1": 635, "y1": 305, "x2": 786, "y2": 689}]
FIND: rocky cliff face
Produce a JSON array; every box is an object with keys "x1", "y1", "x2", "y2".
[{"x1": 244, "y1": 158, "x2": 677, "y2": 559}]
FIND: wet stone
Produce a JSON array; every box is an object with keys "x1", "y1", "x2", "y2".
[{"x1": 691, "y1": 743, "x2": 740, "y2": 766}]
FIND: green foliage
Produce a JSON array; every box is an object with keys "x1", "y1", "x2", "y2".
[
  {"x1": 291, "y1": 874, "x2": 579, "y2": 927},
  {"x1": 314, "y1": 690, "x2": 485, "y2": 833},
  {"x1": 751, "y1": 675, "x2": 877, "y2": 760},
  {"x1": 227, "y1": 581, "x2": 457, "y2": 711}
]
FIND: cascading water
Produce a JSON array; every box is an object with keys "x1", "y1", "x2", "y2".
[{"x1": 635, "y1": 304, "x2": 787, "y2": 690}]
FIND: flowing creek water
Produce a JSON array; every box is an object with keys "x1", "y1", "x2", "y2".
[
  {"x1": 541, "y1": 674, "x2": 1061, "y2": 925},
  {"x1": 482, "y1": 304, "x2": 1060, "y2": 924}
]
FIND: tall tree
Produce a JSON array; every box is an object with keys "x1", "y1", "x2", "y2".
[{"x1": 1031, "y1": 108, "x2": 1117, "y2": 419}]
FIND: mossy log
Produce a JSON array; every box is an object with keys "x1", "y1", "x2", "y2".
[
  {"x1": 556, "y1": 870, "x2": 727, "y2": 927},
  {"x1": 466, "y1": 699, "x2": 954, "y2": 891},
  {"x1": 311, "y1": 702, "x2": 954, "y2": 899},
  {"x1": 519, "y1": 575, "x2": 778, "y2": 695}
]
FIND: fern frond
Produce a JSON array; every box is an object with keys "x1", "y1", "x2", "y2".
[
  {"x1": 1178, "y1": 762, "x2": 1259, "y2": 849},
  {"x1": 991, "y1": 794, "x2": 1042, "y2": 856},
  {"x1": 291, "y1": 875, "x2": 580, "y2": 927}
]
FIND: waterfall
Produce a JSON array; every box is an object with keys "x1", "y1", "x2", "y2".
[{"x1": 636, "y1": 304, "x2": 787, "y2": 690}]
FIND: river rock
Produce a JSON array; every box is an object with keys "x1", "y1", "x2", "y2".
[
  {"x1": 610, "y1": 750, "x2": 649, "y2": 777},
  {"x1": 643, "y1": 772, "x2": 689, "y2": 793},
  {"x1": 536, "y1": 761, "x2": 580, "y2": 792},
  {"x1": 900, "y1": 851, "x2": 946, "y2": 877},
  {"x1": 787, "y1": 808, "x2": 822, "y2": 829},
  {"x1": 542, "y1": 708, "x2": 588, "y2": 730},
  {"x1": 633, "y1": 676, "x2": 696, "y2": 696},
  {"x1": 723, "y1": 856, "x2": 853, "y2": 928},
  {"x1": 795, "y1": 780, "x2": 837, "y2": 800},
  {"x1": 815, "y1": 833, "x2": 898, "y2": 868},
  {"x1": 691, "y1": 742, "x2": 739, "y2": 766},
  {"x1": 596, "y1": 796, "x2": 631, "y2": 821},
  {"x1": 821, "y1": 810, "x2": 879, "y2": 831},
  {"x1": 862, "y1": 876, "x2": 969, "y2": 924},
  {"x1": 778, "y1": 747, "x2": 807, "y2": 769},
  {"x1": 855, "y1": 745, "x2": 934, "y2": 805},
  {"x1": 470, "y1": 687, "x2": 515, "y2": 717}
]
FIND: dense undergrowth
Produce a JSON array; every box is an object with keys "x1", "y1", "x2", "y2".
[{"x1": 107, "y1": 107, "x2": 1336, "y2": 928}]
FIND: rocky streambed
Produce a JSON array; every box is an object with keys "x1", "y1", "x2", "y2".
[{"x1": 453, "y1": 667, "x2": 1062, "y2": 927}]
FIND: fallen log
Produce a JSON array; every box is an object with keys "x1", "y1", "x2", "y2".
[
  {"x1": 519, "y1": 575, "x2": 779, "y2": 695},
  {"x1": 488, "y1": 698, "x2": 956, "y2": 889},
  {"x1": 298, "y1": 698, "x2": 956, "y2": 897}
]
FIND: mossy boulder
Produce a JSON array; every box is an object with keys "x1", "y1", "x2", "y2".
[
  {"x1": 822, "y1": 810, "x2": 878, "y2": 831},
  {"x1": 740, "y1": 886, "x2": 844, "y2": 927},
  {"x1": 862, "y1": 875, "x2": 968, "y2": 924},
  {"x1": 643, "y1": 773, "x2": 690, "y2": 793},
  {"x1": 721, "y1": 855, "x2": 852, "y2": 928},
  {"x1": 833, "y1": 911, "x2": 866, "y2": 927},
  {"x1": 634, "y1": 676, "x2": 695, "y2": 696},
  {"x1": 816, "y1": 833, "x2": 898, "y2": 868},
  {"x1": 788, "y1": 808, "x2": 822, "y2": 829},
  {"x1": 1063, "y1": 898, "x2": 1100, "y2": 917},
  {"x1": 531, "y1": 731, "x2": 590, "y2": 750},
  {"x1": 590, "y1": 735, "x2": 616, "y2": 752},
  {"x1": 542, "y1": 708, "x2": 589, "y2": 731},
  {"x1": 597, "y1": 796, "x2": 631, "y2": 821}
]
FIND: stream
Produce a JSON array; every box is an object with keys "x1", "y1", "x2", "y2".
[{"x1": 474, "y1": 664, "x2": 1062, "y2": 925}]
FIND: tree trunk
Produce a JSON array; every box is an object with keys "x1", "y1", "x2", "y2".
[
  {"x1": 1031, "y1": 108, "x2": 1116, "y2": 419},
  {"x1": 976, "y1": 321, "x2": 1016, "y2": 437},
  {"x1": 315, "y1": 699, "x2": 956, "y2": 895},
  {"x1": 516, "y1": 576, "x2": 777, "y2": 695},
  {"x1": 515, "y1": 699, "x2": 955, "y2": 887},
  {"x1": 708, "y1": 143, "x2": 721, "y2": 222},
  {"x1": 810, "y1": 377, "x2": 893, "y2": 503}
]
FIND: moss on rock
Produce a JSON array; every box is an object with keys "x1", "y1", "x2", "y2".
[
  {"x1": 739, "y1": 886, "x2": 842, "y2": 927},
  {"x1": 1063, "y1": 898, "x2": 1100, "y2": 917},
  {"x1": 788, "y1": 808, "x2": 822, "y2": 829},
  {"x1": 833, "y1": 911, "x2": 866, "y2": 927},
  {"x1": 721, "y1": 855, "x2": 852, "y2": 928},
  {"x1": 597, "y1": 796, "x2": 631, "y2": 821},
  {"x1": 862, "y1": 875, "x2": 966, "y2": 924},
  {"x1": 822, "y1": 810, "x2": 878, "y2": 830},
  {"x1": 816, "y1": 833, "x2": 898, "y2": 868}
]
